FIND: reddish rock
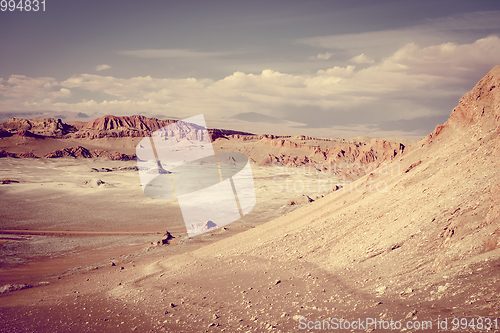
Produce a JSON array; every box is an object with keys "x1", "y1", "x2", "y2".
[
  {"x1": 426, "y1": 65, "x2": 500, "y2": 142},
  {"x1": 0, "y1": 117, "x2": 75, "y2": 137},
  {"x1": 2, "y1": 179, "x2": 19, "y2": 184},
  {"x1": 0, "y1": 129, "x2": 13, "y2": 138},
  {"x1": 15, "y1": 152, "x2": 38, "y2": 158},
  {"x1": 15, "y1": 130, "x2": 45, "y2": 139},
  {"x1": 0, "y1": 150, "x2": 38, "y2": 158},
  {"x1": 156, "y1": 231, "x2": 175, "y2": 245},
  {"x1": 81, "y1": 115, "x2": 177, "y2": 131},
  {"x1": 257, "y1": 154, "x2": 280, "y2": 166},
  {"x1": 44, "y1": 146, "x2": 135, "y2": 160},
  {"x1": 44, "y1": 146, "x2": 93, "y2": 158},
  {"x1": 286, "y1": 195, "x2": 314, "y2": 206}
]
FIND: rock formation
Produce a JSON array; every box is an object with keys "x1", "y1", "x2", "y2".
[
  {"x1": 0, "y1": 114, "x2": 408, "y2": 170},
  {"x1": 0, "y1": 117, "x2": 76, "y2": 137},
  {"x1": 0, "y1": 150, "x2": 38, "y2": 158},
  {"x1": 43, "y1": 146, "x2": 136, "y2": 160},
  {"x1": 154, "y1": 231, "x2": 175, "y2": 245}
]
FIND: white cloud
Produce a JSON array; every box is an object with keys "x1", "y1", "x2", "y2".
[
  {"x1": 53, "y1": 88, "x2": 71, "y2": 98},
  {"x1": 382, "y1": 35, "x2": 500, "y2": 78},
  {"x1": 2, "y1": 36, "x2": 499, "y2": 139},
  {"x1": 316, "y1": 52, "x2": 333, "y2": 60},
  {"x1": 296, "y1": 11, "x2": 500, "y2": 58},
  {"x1": 349, "y1": 54, "x2": 374, "y2": 64},
  {"x1": 0, "y1": 75, "x2": 71, "y2": 102},
  {"x1": 95, "y1": 64, "x2": 111, "y2": 72}
]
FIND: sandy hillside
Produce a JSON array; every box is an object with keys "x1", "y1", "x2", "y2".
[{"x1": 1, "y1": 66, "x2": 500, "y2": 332}]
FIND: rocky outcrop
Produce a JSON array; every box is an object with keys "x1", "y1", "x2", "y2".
[
  {"x1": 80, "y1": 115, "x2": 176, "y2": 131},
  {"x1": 81, "y1": 179, "x2": 115, "y2": 188},
  {"x1": 0, "y1": 129, "x2": 12, "y2": 138},
  {"x1": 0, "y1": 114, "x2": 406, "y2": 168},
  {"x1": 14, "y1": 130, "x2": 46, "y2": 139},
  {"x1": 44, "y1": 146, "x2": 94, "y2": 158},
  {"x1": 66, "y1": 115, "x2": 172, "y2": 139},
  {"x1": 209, "y1": 128, "x2": 255, "y2": 141},
  {"x1": 15, "y1": 151, "x2": 38, "y2": 158},
  {"x1": 0, "y1": 117, "x2": 76, "y2": 137},
  {"x1": 44, "y1": 146, "x2": 136, "y2": 160},
  {"x1": 256, "y1": 154, "x2": 281, "y2": 166},
  {"x1": 91, "y1": 166, "x2": 139, "y2": 172},
  {"x1": 1, "y1": 179, "x2": 19, "y2": 184},
  {"x1": 252, "y1": 138, "x2": 405, "y2": 171},
  {"x1": 154, "y1": 231, "x2": 175, "y2": 246},
  {"x1": 0, "y1": 150, "x2": 38, "y2": 158},
  {"x1": 91, "y1": 150, "x2": 136, "y2": 161},
  {"x1": 285, "y1": 195, "x2": 314, "y2": 206},
  {"x1": 65, "y1": 115, "x2": 254, "y2": 141},
  {"x1": 426, "y1": 65, "x2": 500, "y2": 143}
]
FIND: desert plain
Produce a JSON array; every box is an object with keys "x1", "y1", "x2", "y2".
[{"x1": 1, "y1": 66, "x2": 500, "y2": 332}]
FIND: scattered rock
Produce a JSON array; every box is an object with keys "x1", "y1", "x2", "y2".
[
  {"x1": 91, "y1": 167, "x2": 113, "y2": 172},
  {"x1": 405, "y1": 160, "x2": 422, "y2": 173},
  {"x1": 406, "y1": 310, "x2": 418, "y2": 319},
  {"x1": 286, "y1": 195, "x2": 314, "y2": 206},
  {"x1": 0, "y1": 150, "x2": 38, "y2": 158},
  {"x1": 156, "y1": 231, "x2": 175, "y2": 245},
  {"x1": 2, "y1": 179, "x2": 19, "y2": 184},
  {"x1": 0, "y1": 283, "x2": 33, "y2": 294},
  {"x1": 81, "y1": 179, "x2": 115, "y2": 188}
]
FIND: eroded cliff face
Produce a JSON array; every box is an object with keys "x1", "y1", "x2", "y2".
[
  {"x1": 0, "y1": 115, "x2": 408, "y2": 168},
  {"x1": 426, "y1": 65, "x2": 500, "y2": 143},
  {"x1": 0, "y1": 117, "x2": 75, "y2": 137}
]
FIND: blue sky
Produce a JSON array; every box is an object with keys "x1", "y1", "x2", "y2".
[{"x1": 1, "y1": 0, "x2": 500, "y2": 140}]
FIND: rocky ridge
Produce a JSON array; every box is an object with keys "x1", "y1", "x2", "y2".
[
  {"x1": 1, "y1": 115, "x2": 408, "y2": 172},
  {"x1": 43, "y1": 146, "x2": 136, "y2": 160}
]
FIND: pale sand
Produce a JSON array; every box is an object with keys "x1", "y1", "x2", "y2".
[{"x1": 0, "y1": 157, "x2": 341, "y2": 282}]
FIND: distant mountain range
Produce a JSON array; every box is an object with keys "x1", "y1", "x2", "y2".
[{"x1": 0, "y1": 114, "x2": 408, "y2": 179}]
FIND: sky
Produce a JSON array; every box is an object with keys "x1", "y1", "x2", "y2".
[{"x1": 1, "y1": 0, "x2": 500, "y2": 140}]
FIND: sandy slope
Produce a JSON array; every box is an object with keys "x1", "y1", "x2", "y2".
[{"x1": 1, "y1": 67, "x2": 500, "y2": 332}]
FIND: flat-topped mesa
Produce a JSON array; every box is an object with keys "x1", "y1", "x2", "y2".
[
  {"x1": 67, "y1": 115, "x2": 180, "y2": 139},
  {"x1": 79, "y1": 115, "x2": 177, "y2": 132},
  {"x1": 427, "y1": 65, "x2": 500, "y2": 142},
  {"x1": 69, "y1": 115, "x2": 255, "y2": 140}
]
